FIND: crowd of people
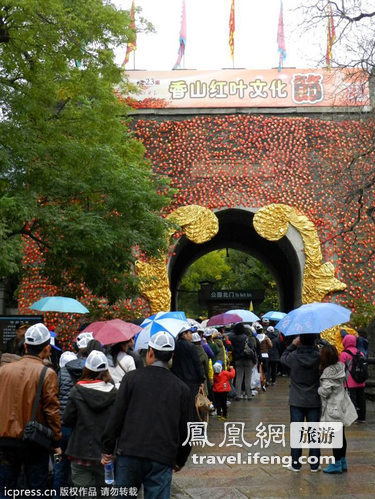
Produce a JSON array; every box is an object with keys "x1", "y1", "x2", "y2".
[{"x1": 0, "y1": 315, "x2": 370, "y2": 497}]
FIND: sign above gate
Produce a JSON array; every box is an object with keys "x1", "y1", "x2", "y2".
[{"x1": 123, "y1": 68, "x2": 369, "y2": 110}]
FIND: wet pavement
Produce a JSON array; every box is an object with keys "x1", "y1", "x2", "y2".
[{"x1": 171, "y1": 377, "x2": 375, "y2": 498}]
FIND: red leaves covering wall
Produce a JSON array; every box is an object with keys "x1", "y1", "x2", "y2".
[{"x1": 133, "y1": 113, "x2": 375, "y2": 310}]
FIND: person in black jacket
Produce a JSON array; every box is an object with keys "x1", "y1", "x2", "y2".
[
  {"x1": 63, "y1": 350, "x2": 117, "y2": 489},
  {"x1": 171, "y1": 325, "x2": 205, "y2": 401},
  {"x1": 228, "y1": 323, "x2": 256, "y2": 400},
  {"x1": 280, "y1": 334, "x2": 321, "y2": 472},
  {"x1": 101, "y1": 331, "x2": 192, "y2": 499},
  {"x1": 266, "y1": 326, "x2": 281, "y2": 385}
]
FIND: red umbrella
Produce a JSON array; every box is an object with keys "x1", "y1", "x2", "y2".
[
  {"x1": 82, "y1": 319, "x2": 141, "y2": 345},
  {"x1": 207, "y1": 313, "x2": 242, "y2": 327}
]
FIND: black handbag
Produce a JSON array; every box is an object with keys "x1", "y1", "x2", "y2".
[{"x1": 23, "y1": 366, "x2": 54, "y2": 450}]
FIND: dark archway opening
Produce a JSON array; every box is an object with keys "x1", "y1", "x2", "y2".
[{"x1": 168, "y1": 209, "x2": 302, "y2": 312}]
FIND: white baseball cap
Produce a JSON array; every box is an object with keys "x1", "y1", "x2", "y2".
[
  {"x1": 24, "y1": 323, "x2": 51, "y2": 345},
  {"x1": 262, "y1": 318, "x2": 270, "y2": 324},
  {"x1": 267, "y1": 326, "x2": 275, "y2": 333},
  {"x1": 191, "y1": 332, "x2": 201, "y2": 343},
  {"x1": 178, "y1": 323, "x2": 196, "y2": 335},
  {"x1": 59, "y1": 351, "x2": 78, "y2": 368},
  {"x1": 76, "y1": 332, "x2": 94, "y2": 349},
  {"x1": 148, "y1": 331, "x2": 175, "y2": 351},
  {"x1": 85, "y1": 350, "x2": 108, "y2": 372},
  {"x1": 203, "y1": 327, "x2": 213, "y2": 337}
]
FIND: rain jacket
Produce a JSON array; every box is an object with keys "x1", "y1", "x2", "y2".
[
  {"x1": 281, "y1": 344, "x2": 321, "y2": 408},
  {"x1": 0, "y1": 355, "x2": 61, "y2": 446},
  {"x1": 63, "y1": 381, "x2": 117, "y2": 461},
  {"x1": 339, "y1": 334, "x2": 366, "y2": 388},
  {"x1": 318, "y1": 361, "x2": 357, "y2": 426},
  {"x1": 58, "y1": 358, "x2": 85, "y2": 419},
  {"x1": 213, "y1": 367, "x2": 235, "y2": 393}
]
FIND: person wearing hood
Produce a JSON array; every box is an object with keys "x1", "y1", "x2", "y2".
[
  {"x1": 318, "y1": 344, "x2": 357, "y2": 474},
  {"x1": 280, "y1": 334, "x2": 321, "y2": 472},
  {"x1": 63, "y1": 350, "x2": 117, "y2": 489},
  {"x1": 339, "y1": 334, "x2": 366, "y2": 423}
]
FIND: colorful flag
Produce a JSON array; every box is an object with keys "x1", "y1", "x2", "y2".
[
  {"x1": 277, "y1": 0, "x2": 286, "y2": 71},
  {"x1": 173, "y1": 0, "x2": 187, "y2": 70},
  {"x1": 326, "y1": 3, "x2": 336, "y2": 69},
  {"x1": 229, "y1": 0, "x2": 235, "y2": 61},
  {"x1": 123, "y1": 0, "x2": 137, "y2": 67}
]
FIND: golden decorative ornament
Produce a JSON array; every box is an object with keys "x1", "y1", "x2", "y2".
[
  {"x1": 253, "y1": 204, "x2": 347, "y2": 304},
  {"x1": 136, "y1": 205, "x2": 219, "y2": 314},
  {"x1": 321, "y1": 325, "x2": 358, "y2": 354}
]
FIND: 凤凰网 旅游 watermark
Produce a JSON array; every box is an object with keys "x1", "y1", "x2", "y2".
[{"x1": 183, "y1": 421, "x2": 343, "y2": 449}]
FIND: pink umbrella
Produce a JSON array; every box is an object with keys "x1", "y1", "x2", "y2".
[
  {"x1": 207, "y1": 313, "x2": 242, "y2": 327},
  {"x1": 82, "y1": 319, "x2": 141, "y2": 346}
]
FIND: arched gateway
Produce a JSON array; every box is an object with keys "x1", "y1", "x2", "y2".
[{"x1": 169, "y1": 207, "x2": 303, "y2": 312}]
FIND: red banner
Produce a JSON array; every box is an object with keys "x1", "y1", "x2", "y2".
[{"x1": 123, "y1": 68, "x2": 369, "y2": 109}]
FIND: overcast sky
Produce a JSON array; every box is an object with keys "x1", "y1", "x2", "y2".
[{"x1": 114, "y1": 0, "x2": 327, "y2": 71}]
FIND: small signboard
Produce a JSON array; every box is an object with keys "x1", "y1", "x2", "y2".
[{"x1": 0, "y1": 315, "x2": 43, "y2": 351}]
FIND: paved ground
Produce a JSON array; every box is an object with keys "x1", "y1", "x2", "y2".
[{"x1": 171, "y1": 377, "x2": 375, "y2": 498}]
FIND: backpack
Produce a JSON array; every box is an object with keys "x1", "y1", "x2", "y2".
[
  {"x1": 344, "y1": 349, "x2": 368, "y2": 383},
  {"x1": 243, "y1": 337, "x2": 257, "y2": 363}
]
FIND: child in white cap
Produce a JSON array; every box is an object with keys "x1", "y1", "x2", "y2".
[
  {"x1": 212, "y1": 361, "x2": 235, "y2": 421},
  {"x1": 63, "y1": 351, "x2": 116, "y2": 488}
]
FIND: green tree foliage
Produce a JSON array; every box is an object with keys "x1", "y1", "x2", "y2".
[
  {"x1": 179, "y1": 249, "x2": 279, "y2": 317},
  {"x1": 0, "y1": 0, "x2": 171, "y2": 301}
]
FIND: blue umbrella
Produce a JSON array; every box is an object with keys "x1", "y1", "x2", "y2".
[
  {"x1": 263, "y1": 311, "x2": 287, "y2": 321},
  {"x1": 134, "y1": 311, "x2": 188, "y2": 351},
  {"x1": 226, "y1": 309, "x2": 260, "y2": 323},
  {"x1": 30, "y1": 296, "x2": 89, "y2": 314},
  {"x1": 49, "y1": 331, "x2": 62, "y2": 351},
  {"x1": 275, "y1": 302, "x2": 351, "y2": 336}
]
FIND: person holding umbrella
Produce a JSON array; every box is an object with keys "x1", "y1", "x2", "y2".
[{"x1": 280, "y1": 334, "x2": 321, "y2": 472}]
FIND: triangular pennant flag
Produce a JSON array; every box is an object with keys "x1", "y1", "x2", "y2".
[
  {"x1": 277, "y1": 0, "x2": 286, "y2": 71},
  {"x1": 123, "y1": 1, "x2": 137, "y2": 68},
  {"x1": 173, "y1": 0, "x2": 187, "y2": 69},
  {"x1": 229, "y1": 0, "x2": 235, "y2": 61}
]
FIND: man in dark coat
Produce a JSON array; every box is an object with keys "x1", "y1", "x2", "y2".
[
  {"x1": 171, "y1": 325, "x2": 205, "y2": 401},
  {"x1": 101, "y1": 331, "x2": 192, "y2": 498}
]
